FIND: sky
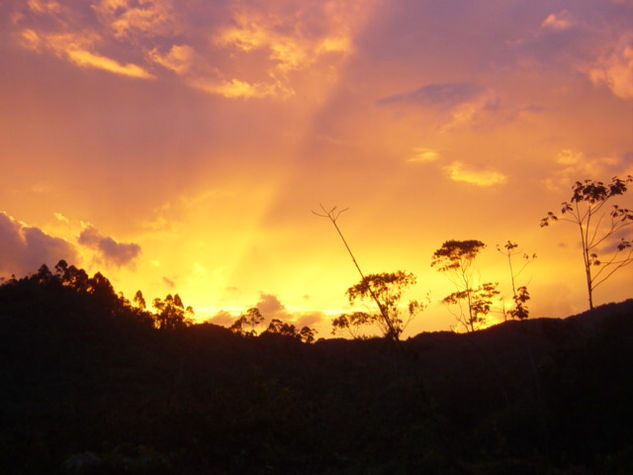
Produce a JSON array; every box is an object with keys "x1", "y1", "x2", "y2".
[{"x1": 1, "y1": 0, "x2": 632, "y2": 338}]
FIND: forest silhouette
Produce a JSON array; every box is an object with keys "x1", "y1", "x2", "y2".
[{"x1": 1, "y1": 260, "x2": 632, "y2": 473}]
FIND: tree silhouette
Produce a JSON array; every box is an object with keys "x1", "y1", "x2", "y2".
[
  {"x1": 133, "y1": 290, "x2": 146, "y2": 310},
  {"x1": 262, "y1": 318, "x2": 317, "y2": 343},
  {"x1": 152, "y1": 294, "x2": 194, "y2": 330},
  {"x1": 432, "y1": 240, "x2": 499, "y2": 332},
  {"x1": 541, "y1": 176, "x2": 633, "y2": 309},
  {"x1": 331, "y1": 271, "x2": 424, "y2": 340},
  {"x1": 230, "y1": 307, "x2": 264, "y2": 337},
  {"x1": 314, "y1": 205, "x2": 419, "y2": 342},
  {"x1": 496, "y1": 241, "x2": 535, "y2": 320}
]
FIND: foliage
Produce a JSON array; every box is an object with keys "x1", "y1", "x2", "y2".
[
  {"x1": 133, "y1": 290, "x2": 146, "y2": 310},
  {"x1": 541, "y1": 175, "x2": 633, "y2": 309},
  {"x1": 229, "y1": 307, "x2": 264, "y2": 337},
  {"x1": 441, "y1": 282, "x2": 500, "y2": 331},
  {"x1": 228, "y1": 307, "x2": 316, "y2": 343},
  {"x1": 2, "y1": 262, "x2": 633, "y2": 474},
  {"x1": 432, "y1": 240, "x2": 499, "y2": 332},
  {"x1": 431, "y1": 239, "x2": 486, "y2": 272},
  {"x1": 509, "y1": 285, "x2": 530, "y2": 320},
  {"x1": 262, "y1": 318, "x2": 317, "y2": 343},
  {"x1": 152, "y1": 294, "x2": 194, "y2": 330},
  {"x1": 332, "y1": 271, "x2": 425, "y2": 341},
  {"x1": 496, "y1": 240, "x2": 535, "y2": 320}
]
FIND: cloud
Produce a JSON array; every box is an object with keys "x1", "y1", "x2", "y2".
[
  {"x1": 407, "y1": 147, "x2": 440, "y2": 163},
  {"x1": 162, "y1": 276, "x2": 175, "y2": 288},
  {"x1": 19, "y1": 29, "x2": 154, "y2": 79},
  {"x1": 213, "y1": 4, "x2": 356, "y2": 74},
  {"x1": 256, "y1": 292, "x2": 288, "y2": 318},
  {"x1": 148, "y1": 44, "x2": 194, "y2": 74},
  {"x1": 78, "y1": 226, "x2": 141, "y2": 266},
  {"x1": 541, "y1": 11, "x2": 574, "y2": 31},
  {"x1": 190, "y1": 77, "x2": 278, "y2": 99},
  {"x1": 64, "y1": 45, "x2": 154, "y2": 78},
  {"x1": 543, "y1": 149, "x2": 629, "y2": 191},
  {"x1": 9, "y1": 0, "x2": 371, "y2": 100},
  {"x1": 377, "y1": 82, "x2": 484, "y2": 108},
  {"x1": 27, "y1": 0, "x2": 62, "y2": 15},
  {"x1": 206, "y1": 293, "x2": 325, "y2": 331},
  {"x1": 53, "y1": 212, "x2": 69, "y2": 224},
  {"x1": 444, "y1": 161, "x2": 507, "y2": 187},
  {"x1": 588, "y1": 39, "x2": 633, "y2": 100},
  {"x1": 296, "y1": 311, "x2": 324, "y2": 328},
  {"x1": 91, "y1": 0, "x2": 179, "y2": 39},
  {"x1": 0, "y1": 211, "x2": 77, "y2": 276},
  {"x1": 207, "y1": 310, "x2": 234, "y2": 326}
]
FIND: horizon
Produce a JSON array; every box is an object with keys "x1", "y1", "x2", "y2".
[{"x1": 1, "y1": 0, "x2": 632, "y2": 338}]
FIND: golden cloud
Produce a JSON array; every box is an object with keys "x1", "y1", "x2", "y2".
[
  {"x1": 211, "y1": 2, "x2": 363, "y2": 98},
  {"x1": 407, "y1": 148, "x2": 440, "y2": 163},
  {"x1": 27, "y1": 0, "x2": 62, "y2": 15},
  {"x1": 92, "y1": 0, "x2": 178, "y2": 39},
  {"x1": 444, "y1": 161, "x2": 507, "y2": 187},
  {"x1": 543, "y1": 149, "x2": 628, "y2": 192},
  {"x1": 541, "y1": 11, "x2": 573, "y2": 31},
  {"x1": 19, "y1": 29, "x2": 154, "y2": 79},
  {"x1": 65, "y1": 47, "x2": 154, "y2": 78},
  {"x1": 588, "y1": 41, "x2": 633, "y2": 100},
  {"x1": 148, "y1": 44, "x2": 194, "y2": 74},
  {"x1": 190, "y1": 77, "x2": 276, "y2": 99}
]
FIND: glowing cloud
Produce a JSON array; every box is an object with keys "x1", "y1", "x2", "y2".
[
  {"x1": 544, "y1": 150, "x2": 627, "y2": 191},
  {"x1": 588, "y1": 41, "x2": 633, "y2": 100},
  {"x1": 27, "y1": 0, "x2": 61, "y2": 15},
  {"x1": 64, "y1": 46, "x2": 154, "y2": 79},
  {"x1": 190, "y1": 77, "x2": 276, "y2": 99},
  {"x1": 541, "y1": 11, "x2": 573, "y2": 31},
  {"x1": 211, "y1": 2, "x2": 362, "y2": 98},
  {"x1": 19, "y1": 29, "x2": 153, "y2": 79},
  {"x1": 444, "y1": 162, "x2": 507, "y2": 187},
  {"x1": 92, "y1": 0, "x2": 178, "y2": 39},
  {"x1": 54, "y1": 212, "x2": 70, "y2": 224},
  {"x1": 407, "y1": 148, "x2": 440, "y2": 163},
  {"x1": 148, "y1": 44, "x2": 193, "y2": 74}
]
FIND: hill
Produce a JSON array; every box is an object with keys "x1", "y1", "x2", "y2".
[{"x1": 1, "y1": 267, "x2": 632, "y2": 473}]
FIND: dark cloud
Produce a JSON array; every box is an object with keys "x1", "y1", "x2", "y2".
[
  {"x1": 162, "y1": 277, "x2": 175, "y2": 288},
  {"x1": 377, "y1": 82, "x2": 484, "y2": 108},
  {"x1": 78, "y1": 226, "x2": 141, "y2": 266},
  {"x1": 256, "y1": 292, "x2": 286, "y2": 317},
  {"x1": 296, "y1": 312, "x2": 324, "y2": 328},
  {"x1": 0, "y1": 211, "x2": 77, "y2": 276},
  {"x1": 207, "y1": 310, "x2": 234, "y2": 326}
]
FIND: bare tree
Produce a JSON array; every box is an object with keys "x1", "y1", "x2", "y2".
[{"x1": 541, "y1": 176, "x2": 633, "y2": 309}]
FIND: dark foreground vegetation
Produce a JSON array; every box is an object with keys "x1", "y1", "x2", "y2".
[{"x1": 1, "y1": 266, "x2": 632, "y2": 474}]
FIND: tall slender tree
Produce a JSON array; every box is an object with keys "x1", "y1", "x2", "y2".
[
  {"x1": 496, "y1": 241, "x2": 535, "y2": 320},
  {"x1": 541, "y1": 176, "x2": 633, "y2": 309},
  {"x1": 314, "y1": 205, "x2": 421, "y2": 342}
]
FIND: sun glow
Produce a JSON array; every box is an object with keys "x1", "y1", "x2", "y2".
[{"x1": 2, "y1": 0, "x2": 632, "y2": 337}]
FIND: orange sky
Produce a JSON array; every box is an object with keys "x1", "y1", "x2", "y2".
[{"x1": 1, "y1": 0, "x2": 632, "y2": 338}]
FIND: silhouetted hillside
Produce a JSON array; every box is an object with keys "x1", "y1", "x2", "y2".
[{"x1": 1, "y1": 267, "x2": 632, "y2": 474}]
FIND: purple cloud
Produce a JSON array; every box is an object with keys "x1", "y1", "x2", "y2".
[
  {"x1": 78, "y1": 226, "x2": 141, "y2": 266},
  {"x1": 0, "y1": 211, "x2": 77, "y2": 276},
  {"x1": 377, "y1": 82, "x2": 484, "y2": 108}
]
